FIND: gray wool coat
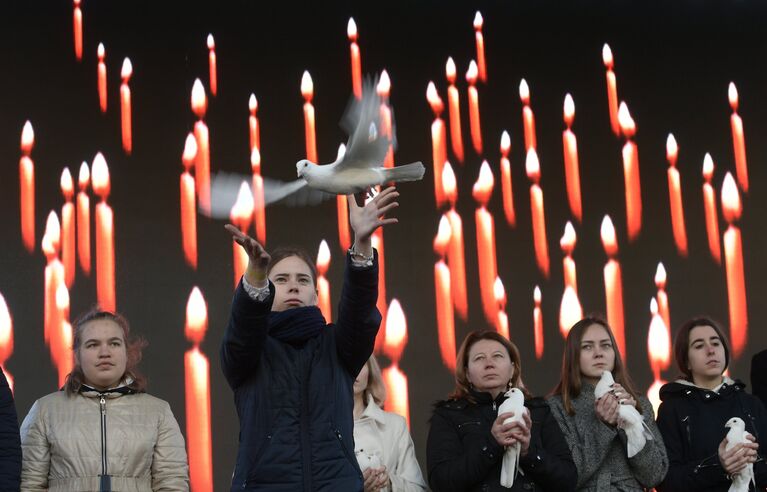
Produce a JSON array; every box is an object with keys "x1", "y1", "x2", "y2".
[{"x1": 547, "y1": 384, "x2": 668, "y2": 491}]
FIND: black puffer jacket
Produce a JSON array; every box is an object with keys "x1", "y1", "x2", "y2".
[
  {"x1": 656, "y1": 379, "x2": 767, "y2": 492},
  {"x1": 221, "y1": 253, "x2": 380, "y2": 492},
  {"x1": 427, "y1": 390, "x2": 576, "y2": 492},
  {"x1": 0, "y1": 368, "x2": 20, "y2": 491}
]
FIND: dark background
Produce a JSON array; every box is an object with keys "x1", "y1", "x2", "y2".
[{"x1": 1, "y1": 1, "x2": 766, "y2": 489}]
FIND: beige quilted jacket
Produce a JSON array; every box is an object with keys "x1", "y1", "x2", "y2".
[{"x1": 20, "y1": 388, "x2": 189, "y2": 491}]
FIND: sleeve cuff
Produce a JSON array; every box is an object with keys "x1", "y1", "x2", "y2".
[{"x1": 242, "y1": 276, "x2": 272, "y2": 301}]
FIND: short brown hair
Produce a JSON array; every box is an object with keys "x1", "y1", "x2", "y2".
[
  {"x1": 449, "y1": 330, "x2": 529, "y2": 403},
  {"x1": 552, "y1": 316, "x2": 641, "y2": 415},
  {"x1": 674, "y1": 316, "x2": 730, "y2": 381},
  {"x1": 64, "y1": 307, "x2": 148, "y2": 395},
  {"x1": 267, "y1": 246, "x2": 317, "y2": 287}
]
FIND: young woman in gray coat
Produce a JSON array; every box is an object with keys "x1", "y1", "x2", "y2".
[{"x1": 548, "y1": 317, "x2": 668, "y2": 491}]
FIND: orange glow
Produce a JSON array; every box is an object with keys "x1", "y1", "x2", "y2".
[
  {"x1": 428, "y1": 82, "x2": 447, "y2": 207},
  {"x1": 347, "y1": 17, "x2": 358, "y2": 39},
  {"x1": 92, "y1": 153, "x2": 115, "y2": 311},
  {"x1": 445, "y1": 57, "x2": 464, "y2": 163},
  {"x1": 600, "y1": 215, "x2": 618, "y2": 257},
  {"x1": 55, "y1": 284, "x2": 73, "y2": 387},
  {"x1": 472, "y1": 160, "x2": 494, "y2": 205},
  {"x1": 466, "y1": 61, "x2": 482, "y2": 154},
  {"x1": 301, "y1": 71, "x2": 318, "y2": 163},
  {"x1": 384, "y1": 299, "x2": 408, "y2": 363},
  {"x1": 534, "y1": 286, "x2": 544, "y2": 359},
  {"x1": 728, "y1": 82, "x2": 738, "y2": 110},
  {"x1": 474, "y1": 163, "x2": 499, "y2": 323},
  {"x1": 666, "y1": 134, "x2": 688, "y2": 256},
  {"x1": 666, "y1": 134, "x2": 678, "y2": 166},
  {"x1": 120, "y1": 58, "x2": 133, "y2": 155},
  {"x1": 602, "y1": 43, "x2": 614, "y2": 68},
  {"x1": 601, "y1": 215, "x2": 625, "y2": 359},
  {"x1": 445, "y1": 57, "x2": 456, "y2": 83},
  {"x1": 97, "y1": 43, "x2": 107, "y2": 112},
  {"x1": 231, "y1": 182, "x2": 254, "y2": 288},
  {"x1": 647, "y1": 378, "x2": 666, "y2": 416},
  {"x1": 21, "y1": 120, "x2": 35, "y2": 154},
  {"x1": 91, "y1": 153, "x2": 110, "y2": 198},
  {"x1": 301, "y1": 70, "x2": 314, "y2": 100},
  {"x1": 721, "y1": 172, "x2": 747, "y2": 357},
  {"x1": 249, "y1": 94, "x2": 261, "y2": 152},
  {"x1": 0, "y1": 294, "x2": 14, "y2": 366},
  {"x1": 378, "y1": 71, "x2": 394, "y2": 168},
  {"x1": 383, "y1": 363, "x2": 410, "y2": 427},
  {"x1": 563, "y1": 93, "x2": 575, "y2": 126},
  {"x1": 61, "y1": 168, "x2": 76, "y2": 288},
  {"x1": 42, "y1": 226, "x2": 64, "y2": 350},
  {"x1": 473, "y1": 12, "x2": 486, "y2": 82},
  {"x1": 721, "y1": 173, "x2": 742, "y2": 224},
  {"x1": 73, "y1": 0, "x2": 82, "y2": 61},
  {"x1": 250, "y1": 148, "x2": 267, "y2": 245},
  {"x1": 603, "y1": 44, "x2": 619, "y2": 136},
  {"x1": 655, "y1": 262, "x2": 670, "y2": 331},
  {"x1": 207, "y1": 34, "x2": 217, "y2": 97},
  {"x1": 562, "y1": 94, "x2": 582, "y2": 222},
  {"x1": 500, "y1": 131, "x2": 515, "y2": 226},
  {"x1": 559, "y1": 286, "x2": 582, "y2": 340},
  {"x1": 191, "y1": 78, "x2": 208, "y2": 118},
  {"x1": 185, "y1": 287, "x2": 208, "y2": 345},
  {"x1": 316, "y1": 241, "x2": 332, "y2": 323},
  {"x1": 181, "y1": 134, "x2": 198, "y2": 269},
  {"x1": 466, "y1": 60, "x2": 477, "y2": 83},
  {"x1": 702, "y1": 154, "x2": 721, "y2": 264},
  {"x1": 434, "y1": 215, "x2": 451, "y2": 257},
  {"x1": 435, "y1": 259, "x2": 455, "y2": 371},
  {"x1": 519, "y1": 78, "x2": 530, "y2": 104},
  {"x1": 427, "y1": 82, "x2": 445, "y2": 115},
  {"x1": 184, "y1": 347, "x2": 213, "y2": 492},
  {"x1": 560, "y1": 221, "x2": 577, "y2": 292},
  {"x1": 494, "y1": 277, "x2": 509, "y2": 339},
  {"x1": 727, "y1": 84, "x2": 748, "y2": 192},
  {"x1": 77, "y1": 162, "x2": 91, "y2": 274},
  {"x1": 442, "y1": 162, "x2": 457, "y2": 204},
  {"x1": 20, "y1": 121, "x2": 35, "y2": 253},
  {"x1": 372, "y1": 231, "x2": 388, "y2": 354},
  {"x1": 348, "y1": 18, "x2": 362, "y2": 99},
  {"x1": 520, "y1": 79, "x2": 536, "y2": 151},
  {"x1": 648, "y1": 298, "x2": 671, "y2": 375},
  {"x1": 527, "y1": 149, "x2": 550, "y2": 278},
  {"x1": 619, "y1": 103, "x2": 641, "y2": 241},
  {"x1": 441, "y1": 163, "x2": 467, "y2": 319},
  {"x1": 191, "y1": 80, "x2": 211, "y2": 215}
]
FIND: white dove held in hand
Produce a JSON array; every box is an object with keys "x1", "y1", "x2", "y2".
[
  {"x1": 594, "y1": 370, "x2": 653, "y2": 458},
  {"x1": 725, "y1": 417, "x2": 756, "y2": 492},
  {"x1": 497, "y1": 387, "x2": 526, "y2": 488}
]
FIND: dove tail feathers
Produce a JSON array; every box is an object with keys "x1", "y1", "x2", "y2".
[
  {"x1": 625, "y1": 424, "x2": 648, "y2": 458},
  {"x1": 382, "y1": 162, "x2": 425, "y2": 183}
]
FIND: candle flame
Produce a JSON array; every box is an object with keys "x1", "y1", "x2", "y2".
[
  {"x1": 500, "y1": 131, "x2": 511, "y2": 155},
  {"x1": 466, "y1": 60, "x2": 478, "y2": 84},
  {"x1": 445, "y1": 57, "x2": 456, "y2": 83},
  {"x1": 60, "y1": 168, "x2": 74, "y2": 198},
  {"x1": 666, "y1": 133, "x2": 678, "y2": 165},
  {"x1": 434, "y1": 215, "x2": 451, "y2": 256},
  {"x1": 525, "y1": 148, "x2": 540, "y2": 182},
  {"x1": 560, "y1": 221, "x2": 576, "y2": 254},
  {"x1": 121, "y1": 57, "x2": 133, "y2": 80},
  {"x1": 191, "y1": 79, "x2": 207, "y2": 117},
  {"x1": 337, "y1": 143, "x2": 347, "y2": 160},
  {"x1": 618, "y1": 102, "x2": 635, "y2": 136},
  {"x1": 377, "y1": 70, "x2": 391, "y2": 97},
  {"x1": 560, "y1": 286, "x2": 582, "y2": 338},
  {"x1": 206, "y1": 34, "x2": 215, "y2": 50},
  {"x1": 655, "y1": 262, "x2": 667, "y2": 288},
  {"x1": 41, "y1": 233, "x2": 55, "y2": 257},
  {"x1": 602, "y1": 43, "x2": 613, "y2": 68},
  {"x1": 249, "y1": 94, "x2": 258, "y2": 113},
  {"x1": 21, "y1": 121, "x2": 34, "y2": 153},
  {"x1": 91, "y1": 152, "x2": 110, "y2": 198},
  {"x1": 721, "y1": 172, "x2": 741, "y2": 223},
  {"x1": 97, "y1": 42, "x2": 105, "y2": 59},
  {"x1": 45, "y1": 211, "x2": 61, "y2": 246},
  {"x1": 347, "y1": 17, "x2": 358, "y2": 40},
  {"x1": 384, "y1": 299, "x2": 408, "y2": 361},
  {"x1": 702, "y1": 153, "x2": 714, "y2": 181},
  {"x1": 519, "y1": 78, "x2": 530, "y2": 104},
  {"x1": 316, "y1": 240, "x2": 331, "y2": 273},
  {"x1": 534, "y1": 285, "x2": 541, "y2": 304},
  {"x1": 473, "y1": 11, "x2": 483, "y2": 29},
  {"x1": 426, "y1": 81, "x2": 444, "y2": 114},
  {"x1": 183, "y1": 133, "x2": 198, "y2": 169},
  {"x1": 493, "y1": 277, "x2": 506, "y2": 306},
  {"x1": 0, "y1": 293, "x2": 11, "y2": 353},
  {"x1": 185, "y1": 287, "x2": 208, "y2": 344},
  {"x1": 563, "y1": 93, "x2": 575, "y2": 126},
  {"x1": 600, "y1": 215, "x2": 618, "y2": 257},
  {"x1": 231, "y1": 181, "x2": 255, "y2": 224},
  {"x1": 472, "y1": 160, "x2": 494, "y2": 205},
  {"x1": 728, "y1": 82, "x2": 738, "y2": 110},
  {"x1": 56, "y1": 282, "x2": 70, "y2": 313},
  {"x1": 301, "y1": 71, "x2": 314, "y2": 99},
  {"x1": 442, "y1": 162, "x2": 457, "y2": 202},
  {"x1": 250, "y1": 148, "x2": 261, "y2": 174},
  {"x1": 78, "y1": 162, "x2": 90, "y2": 189},
  {"x1": 648, "y1": 298, "x2": 671, "y2": 369}
]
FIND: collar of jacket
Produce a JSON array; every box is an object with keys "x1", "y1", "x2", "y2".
[
  {"x1": 659, "y1": 377, "x2": 743, "y2": 401},
  {"x1": 358, "y1": 393, "x2": 387, "y2": 425},
  {"x1": 79, "y1": 378, "x2": 138, "y2": 399}
]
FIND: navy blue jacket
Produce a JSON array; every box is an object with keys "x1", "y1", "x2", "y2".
[
  {"x1": 656, "y1": 379, "x2": 767, "y2": 492},
  {"x1": 0, "y1": 367, "x2": 21, "y2": 491},
  {"x1": 221, "y1": 253, "x2": 380, "y2": 492},
  {"x1": 427, "y1": 390, "x2": 577, "y2": 492}
]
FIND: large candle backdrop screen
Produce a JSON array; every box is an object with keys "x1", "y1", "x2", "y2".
[{"x1": 1, "y1": 1, "x2": 766, "y2": 490}]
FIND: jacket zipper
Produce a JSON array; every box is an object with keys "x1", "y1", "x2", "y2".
[
  {"x1": 492, "y1": 401, "x2": 496, "y2": 412},
  {"x1": 299, "y1": 357, "x2": 311, "y2": 492},
  {"x1": 99, "y1": 395, "x2": 111, "y2": 491},
  {"x1": 682, "y1": 415, "x2": 692, "y2": 447}
]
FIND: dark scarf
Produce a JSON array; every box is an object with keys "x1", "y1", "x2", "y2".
[{"x1": 269, "y1": 306, "x2": 327, "y2": 345}]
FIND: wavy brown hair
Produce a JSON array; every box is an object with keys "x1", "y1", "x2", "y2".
[
  {"x1": 552, "y1": 317, "x2": 641, "y2": 415},
  {"x1": 64, "y1": 308, "x2": 148, "y2": 395},
  {"x1": 449, "y1": 330, "x2": 529, "y2": 403}
]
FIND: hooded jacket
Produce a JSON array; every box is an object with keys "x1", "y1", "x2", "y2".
[
  {"x1": 20, "y1": 385, "x2": 189, "y2": 491},
  {"x1": 220, "y1": 252, "x2": 380, "y2": 492},
  {"x1": 655, "y1": 378, "x2": 767, "y2": 492},
  {"x1": 427, "y1": 389, "x2": 576, "y2": 492}
]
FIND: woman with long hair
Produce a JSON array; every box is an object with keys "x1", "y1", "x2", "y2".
[
  {"x1": 655, "y1": 317, "x2": 767, "y2": 491},
  {"x1": 548, "y1": 317, "x2": 667, "y2": 490},
  {"x1": 353, "y1": 355, "x2": 426, "y2": 491},
  {"x1": 427, "y1": 330, "x2": 576, "y2": 491},
  {"x1": 20, "y1": 308, "x2": 189, "y2": 491}
]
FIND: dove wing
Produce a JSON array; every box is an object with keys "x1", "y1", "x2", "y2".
[{"x1": 338, "y1": 75, "x2": 391, "y2": 170}]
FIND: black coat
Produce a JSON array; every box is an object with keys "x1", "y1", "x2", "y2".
[
  {"x1": 752, "y1": 350, "x2": 767, "y2": 409},
  {"x1": 220, "y1": 253, "x2": 381, "y2": 492},
  {"x1": 427, "y1": 390, "x2": 577, "y2": 492},
  {"x1": 0, "y1": 368, "x2": 20, "y2": 491},
  {"x1": 656, "y1": 379, "x2": 767, "y2": 492}
]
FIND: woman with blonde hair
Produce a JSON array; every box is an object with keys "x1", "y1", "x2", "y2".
[
  {"x1": 427, "y1": 330, "x2": 575, "y2": 491},
  {"x1": 548, "y1": 317, "x2": 667, "y2": 491},
  {"x1": 20, "y1": 308, "x2": 189, "y2": 491},
  {"x1": 353, "y1": 355, "x2": 426, "y2": 491}
]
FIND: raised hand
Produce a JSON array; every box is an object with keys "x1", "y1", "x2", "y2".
[
  {"x1": 225, "y1": 224, "x2": 270, "y2": 286},
  {"x1": 348, "y1": 186, "x2": 399, "y2": 254}
]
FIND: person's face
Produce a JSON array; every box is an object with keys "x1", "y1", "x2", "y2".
[
  {"x1": 354, "y1": 362, "x2": 370, "y2": 397},
  {"x1": 579, "y1": 324, "x2": 616, "y2": 383},
  {"x1": 687, "y1": 325, "x2": 726, "y2": 381},
  {"x1": 466, "y1": 339, "x2": 514, "y2": 395},
  {"x1": 78, "y1": 319, "x2": 128, "y2": 391},
  {"x1": 269, "y1": 256, "x2": 318, "y2": 312}
]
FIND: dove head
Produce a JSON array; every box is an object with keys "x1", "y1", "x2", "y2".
[
  {"x1": 505, "y1": 387, "x2": 525, "y2": 405},
  {"x1": 725, "y1": 417, "x2": 745, "y2": 430},
  {"x1": 594, "y1": 370, "x2": 615, "y2": 399},
  {"x1": 296, "y1": 159, "x2": 312, "y2": 178}
]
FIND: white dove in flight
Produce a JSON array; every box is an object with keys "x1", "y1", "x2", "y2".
[
  {"x1": 206, "y1": 74, "x2": 424, "y2": 218},
  {"x1": 725, "y1": 417, "x2": 756, "y2": 492},
  {"x1": 498, "y1": 387, "x2": 526, "y2": 488},
  {"x1": 594, "y1": 370, "x2": 653, "y2": 458}
]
